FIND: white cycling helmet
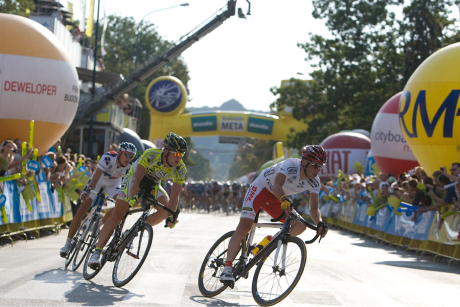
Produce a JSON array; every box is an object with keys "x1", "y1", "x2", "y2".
[{"x1": 118, "y1": 142, "x2": 137, "y2": 155}]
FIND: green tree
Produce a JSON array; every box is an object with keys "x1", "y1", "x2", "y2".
[
  {"x1": 0, "y1": 0, "x2": 34, "y2": 16},
  {"x1": 181, "y1": 137, "x2": 214, "y2": 181},
  {"x1": 400, "y1": 0, "x2": 460, "y2": 85},
  {"x1": 227, "y1": 139, "x2": 278, "y2": 180},
  {"x1": 271, "y1": 0, "x2": 460, "y2": 149},
  {"x1": 98, "y1": 15, "x2": 190, "y2": 139}
]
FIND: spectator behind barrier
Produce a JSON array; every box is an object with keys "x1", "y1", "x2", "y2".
[{"x1": 419, "y1": 175, "x2": 459, "y2": 213}]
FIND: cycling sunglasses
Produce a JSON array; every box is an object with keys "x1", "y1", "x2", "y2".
[
  {"x1": 171, "y1": 151, "x2": 184, "y2": 157},
  {"x1": 310, "y1": 162, "x2": 325, "y2": 170},
  {"x1": 124, "y1": 152, "x2": 134, "y2": 159}
]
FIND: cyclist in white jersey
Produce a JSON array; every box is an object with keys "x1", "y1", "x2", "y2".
[
  {"x1": 220, "y1": 145, "x2": 329, "y2": 283},
  {"x1": 59, "y1": 142, "x2": 137, "y2": 258}
]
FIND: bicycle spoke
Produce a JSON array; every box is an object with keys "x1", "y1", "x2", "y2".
[
  {"x1": 252, "y1": 237, "x2": 306, "y2": 305},
  {"x1": 112, "y1": 224, "x2": 153, "y2": 287},
  {"x1": 198, "y1": 231, "x2": 236, "y2": 297}
]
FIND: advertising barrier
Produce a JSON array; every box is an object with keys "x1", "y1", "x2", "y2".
[
  {"x1": 299, "y1": 197, "x2": 459, "y2": 262},
  {"x1": 0, "y1": 180, "x2": 73, "y2": 235}
]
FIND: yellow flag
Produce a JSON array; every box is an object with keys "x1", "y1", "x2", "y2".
[
  {"x1": 66, "y1": 2, "x2": 74, "y2": 31},
  {"x1": 85, "y1": 0, "x2": 95, "y2": 38}
]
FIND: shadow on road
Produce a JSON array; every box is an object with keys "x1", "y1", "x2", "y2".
[
  {"x1": 66, "y1": 281, "x2": 132, "y2": 306},
  {"x1": 189, "y1": 296, "x2": 240, "y2": 306}
]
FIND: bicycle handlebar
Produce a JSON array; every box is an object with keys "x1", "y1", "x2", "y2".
[
  {"x1": 270, "y1": 208, "x2": 321, "y2": 244},
  {"x1": 137, "y1": 189, "x2": 180, "y2": 228},
  {"x1": 86, "y1": 186, "x2": 115, "y2": 203}
]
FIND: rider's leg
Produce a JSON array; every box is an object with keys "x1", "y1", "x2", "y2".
[
  {"x1": 67, "y1": 197, "x2": 92, "y2": 239},
  {"x1": 88, "y1": 199, "x2": 129, "y2": 267},
  {"x1": 95, "y1": 199, "x2": 130, "y2": 249},
  {"x1": 226, "y1": 217, "x2": 254, "y2": 262},
  {"x1": 145, "y1": 194, "x2": 169, "y2": 226},
  {"x1": 101, "y1": 208, "x2": 113, "y2": 224},
  {"x1": 60, "y1": 197, "x2": 92, "y2": 256},
  {"x1": 289, "y1": 220, "x2": 306, "y2": 236},
  {"x1": 220, "y1": 217, "x2": 253, "y2": 282}
]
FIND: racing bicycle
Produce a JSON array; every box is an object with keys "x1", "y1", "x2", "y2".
[
  {"x1": 82, "y1": 189, "x2": 180, "y2": 287},
  {"x1": 198, "y1": 209, "x2": 321, "y2": 306},
  {"x1": 64, "y1": 186, "x2": 113, "y2": 271}
]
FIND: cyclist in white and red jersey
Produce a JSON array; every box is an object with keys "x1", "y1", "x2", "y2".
[
  {"x1": 220, "y1": 145, "x2": 329, "y2": 283},
  {"x1": 59, "y1": 142, "x2": 137, "y2": 258}
]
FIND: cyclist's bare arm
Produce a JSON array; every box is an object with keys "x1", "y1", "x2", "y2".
[
  {"x1": 273, "y1": 173, "x2": 287, "y2": 199},
  {"x1": 168, "y1": 182, "x2": 182, "y2": 212},
  {"x1": 81, "y1": 168, "x2": 103, "y2": 200},
  {"x1": 308, "y1": 193, "x2": 321, "y2": 224},
  {"x1": 129, "y1": 164, "x2": 146, "y2": 202},
  {"x1": 273, "y1": 173, "x2": 292, "y2": 215}
]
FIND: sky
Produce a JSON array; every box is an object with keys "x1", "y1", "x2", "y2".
[{"x1": 67, "y1": 0, "x2": 331, "y2": 112}]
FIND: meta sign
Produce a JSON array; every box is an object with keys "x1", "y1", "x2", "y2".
[{"x1": 398, "y1": 42, "x2": 460, "y2": 174}]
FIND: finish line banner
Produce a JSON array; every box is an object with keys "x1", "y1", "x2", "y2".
[{"x1": 219, "y1": 136, "x2": 243, "y2": 144}]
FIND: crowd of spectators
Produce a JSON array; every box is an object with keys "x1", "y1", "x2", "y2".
[
  {"x1": 297, "y1": 163, "x2": 460, "y2": 223},
  {"x1": 0, "y1": 139, "x2": 99, "y2": 199}
]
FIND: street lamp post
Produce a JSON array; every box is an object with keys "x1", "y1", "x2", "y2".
[{"x1": 134, "y1": 3, "x2": 189, "y2": 73}]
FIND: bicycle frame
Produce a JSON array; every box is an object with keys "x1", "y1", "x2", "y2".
[
  {"x1": 234, "y1": 210, "x2": 319, "y2": 282},
  {"x1": 75, "y1": 190, "x2": 112, "y2": 250},
  {"x1": 103, "y1": 206, "x2": 150, "y2": 262}
]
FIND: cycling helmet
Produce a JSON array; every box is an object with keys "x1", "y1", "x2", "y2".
[
  {"x1": 118, "y1": 142, "x2": 137, "y2": 155},
  {"x1": 163, "y1": 132, "x2": 187, "y2": 154},
  {"x1": 301, "y1": 145, "x2": 327, "y2": 165}
]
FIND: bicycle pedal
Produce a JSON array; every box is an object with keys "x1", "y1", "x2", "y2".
[{"x1": 221, "y1": 280, "x2": 235, "y2": 289}]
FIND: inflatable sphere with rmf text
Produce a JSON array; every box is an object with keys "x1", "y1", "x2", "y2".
[
  {"x1": 371, "y1": 92, "x2": 419, "y2": 175},
  {"x1": 0, "y1": 14, "x2": 79, "y2": 153},
  {"x1": 399, "y1": 42, "x2": 460, "y2": 175}
]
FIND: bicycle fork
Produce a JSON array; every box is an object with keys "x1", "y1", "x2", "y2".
[{"x1": 271, "y1": 239, "x2": 287, "y2": 276}]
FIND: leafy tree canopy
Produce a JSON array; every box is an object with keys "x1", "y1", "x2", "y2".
[
  {"x1": 271, "y1": 0, "x2": 460, "y2": 148},
  {"x1": 0, "y1": 0, "x2": 34, "y2": 16}
]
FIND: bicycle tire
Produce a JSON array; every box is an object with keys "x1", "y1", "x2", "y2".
[
  {"x1": 83, "y1": 234, "x2": 107, "y2": 280},
  {"x1": 252, "y1": 236, "x2": 306, "y2": 306},
  {"x1": 198, "y1": 230, "x2": 236, "y2": 297},
  {"x1": 64, "y1": 224, "x2": 84, "y2": 269},
  {"x1": 72, "y1": 218, "x2": 96, "y2": 271},
  {"x1": 64, "y1": 237, "x2": 78, "y2": 269},
  {"x1": 112, "y1": 223, "x2": 153, "y2": 287}
]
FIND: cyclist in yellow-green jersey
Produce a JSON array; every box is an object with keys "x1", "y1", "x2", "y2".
[{"x1": 88, "y1": 132, "x2": 187, "y2": 269}]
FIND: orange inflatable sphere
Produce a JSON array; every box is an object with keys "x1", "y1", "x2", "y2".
[{"x1": 0, "y1": 14, "x2": 79, "y2": 153}]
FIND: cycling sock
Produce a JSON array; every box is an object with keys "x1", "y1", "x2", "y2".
[
  {"x1": 66, "y1": 237, "x2": 72, "y2": 244},
  {"x1": 224, "y1": 261, "x2": 233, "y2": 267},
  {"x1": 95, "y1": 247, "x2": 103, "y2": 252}
]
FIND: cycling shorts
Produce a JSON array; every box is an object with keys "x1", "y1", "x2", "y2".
[
  {"x1": 240, "y1": 181, "x2": 285, "y2": 222},
  {"x1": 117, "y1": 172, "x2": 167, "y2": 207},
  {"x1": 87, "y1": 177, "x2": 121, "y2": 200}
]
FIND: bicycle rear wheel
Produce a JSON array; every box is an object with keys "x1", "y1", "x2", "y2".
[
  {"x1": 198, "y1": 231, "x2": 236, "y2": 297},
  {"x1": 72, "y1": 218, "x2": 96, "y2": 271},
  {"x1": 112, "y1": 223, "x2": 153, "y2": 287},
  {"x1": 252, "y1": 236, "x2": 306, "y2": 306}
]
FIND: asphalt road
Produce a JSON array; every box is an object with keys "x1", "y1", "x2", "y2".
[{"x1": 0, "y1": 212, "x2": 459, "y2": 307}]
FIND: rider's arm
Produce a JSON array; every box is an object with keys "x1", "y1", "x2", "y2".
[
  {"x1": 128, "y1": 164, "x2": 146, "y2": 200},
  {"x1": 85, "y1": 168, "x2": 103, "y2": 191},
  {"x1": 273, "y1": 173, "x2": 287, "y2": 200},
  {"x1": 308, "y1": 193, "x2": 322, "y2": 224},
  {"x1": 167, "y1": 182, "x2": 182, "y2": 211}
]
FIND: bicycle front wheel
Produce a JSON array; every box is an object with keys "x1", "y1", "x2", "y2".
[
  {"x1": 72, "y1": 219, "x2": 96, "y2": 271},
  {"x1": 252, "y1": 236, "x2": 306, "y2": 306},
  {"x1": 83, "y1": 237, "x2": 106, "y2": 280},
  {"x1": 112, "y1": 223, "x2": 153, "y2": 287}
]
